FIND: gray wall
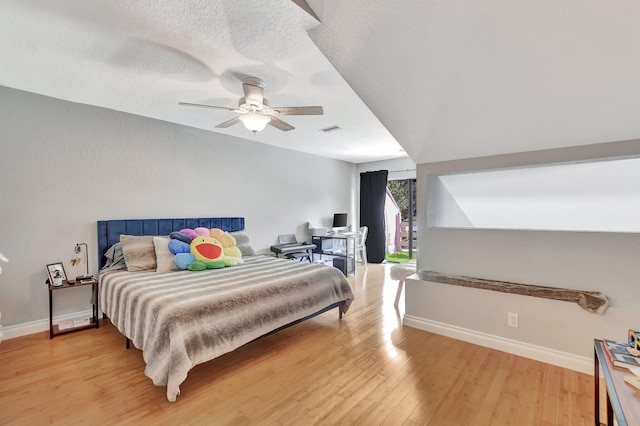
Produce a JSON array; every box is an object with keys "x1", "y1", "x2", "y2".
[
  {"x1": 0, "y1": 86, "x2": 355, "y2": 329},
  {"x1": 408, "y1": 140, "x2": 640, "y2": 363}
]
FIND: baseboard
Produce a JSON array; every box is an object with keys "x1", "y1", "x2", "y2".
[
  {"x1": 1, "y1": 309, "x2": 94, "y2": 341},
  {"x1": 403, "y1": 314, "x2": 592, "y2": 375},
  {"x1": 3, "y1": 310, "x2": 593, "y2": 376}
]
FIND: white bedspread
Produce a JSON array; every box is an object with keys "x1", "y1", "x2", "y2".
[{"x1": 99, "y1": 255, "x2": 354, "y2": 401}]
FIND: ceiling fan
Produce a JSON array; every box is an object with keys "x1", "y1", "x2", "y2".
[{"x1": 179, "y1": 77, "x2": 324, "y2": 134}]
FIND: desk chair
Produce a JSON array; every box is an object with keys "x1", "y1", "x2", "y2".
[
  {"x1": 356, "y1": 226, "x2": 368, "y2": 268},
  {"x1": 275, "y1": 234, "x2": 313, "y2": 262}
]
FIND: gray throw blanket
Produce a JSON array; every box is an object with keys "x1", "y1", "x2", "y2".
[{"x1": 99, "y1": 255, "x2": 354, "y2": 401}]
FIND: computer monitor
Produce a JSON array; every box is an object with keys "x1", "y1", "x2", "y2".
[{"x1": 332, "y1": 213, "x2": 348, "y2": 228}]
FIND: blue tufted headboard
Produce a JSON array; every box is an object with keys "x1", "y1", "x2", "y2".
[{"x1": 97, "y1": 217, "x2": 245, "y2": 269}]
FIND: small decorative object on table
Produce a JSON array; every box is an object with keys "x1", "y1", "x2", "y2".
[
  {"x1": 629, "y1": 329, "x2": 640, "y2": 351},
  {"x1": 46, "y1": 262, "x2": 67, "y2": 287},
  {"x1": 73, "y1": 242, "x2": 94, "y2": 282}
]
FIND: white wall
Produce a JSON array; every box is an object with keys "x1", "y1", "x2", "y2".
[
  {"x1": 0, "y1": 86, "x2": 355, "y2": 331},
  {"x1": 406, "y1": 139, "x2": 640, "y2": 369}
]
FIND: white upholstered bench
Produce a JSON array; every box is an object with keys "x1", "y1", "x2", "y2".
[{"x1": 390, "y1": 259, "x2": 417, "y2": 307}]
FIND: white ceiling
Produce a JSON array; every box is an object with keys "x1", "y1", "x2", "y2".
[
  {"x1": 309, "y1": 0, "x2": 640, "y2": 164},
  {"x1": 2, "y1": 0, "x2": 640, "y2": 165}
]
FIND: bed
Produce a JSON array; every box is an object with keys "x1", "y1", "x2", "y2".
[{"x1": 97, "y1": 217, "x2": 355, "y2": 402}]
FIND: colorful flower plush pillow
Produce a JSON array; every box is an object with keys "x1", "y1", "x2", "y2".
[{"x1": 168, "y1": 228, "x2": 244, "y2": 271}]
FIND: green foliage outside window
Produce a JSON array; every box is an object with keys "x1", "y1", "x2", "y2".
[
  {"x1": 388, "y1": 179, "x2": 415, "y2": 222},
  {"x1": 386, "y1": 179, "x2": 417, "y2": 262}
]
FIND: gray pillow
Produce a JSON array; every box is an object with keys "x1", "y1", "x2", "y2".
[
  {"x1": 229, "y1": 231, "x2": 255, "y2": 256},
  {"x1": 100, "y1": 242, "x2": 127, "y2": 273}
]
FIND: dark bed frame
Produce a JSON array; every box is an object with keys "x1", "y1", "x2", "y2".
[{"x1": 96, "y1": 217, "x2": 346, "y2": 350}]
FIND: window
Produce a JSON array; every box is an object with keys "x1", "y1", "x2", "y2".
[
  {"x1": 427, "y1": 156, "x2": 640, "y2": 233},
  {"x1": 387, "y1": 179, "x2": 417, "y2": 257}
]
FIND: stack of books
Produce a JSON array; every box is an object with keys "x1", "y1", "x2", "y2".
[
  {"x1": 57, "y1": 320, "x2": 75, "y2": 331},
  {"x1": 600, "y1": 329, "x2": 640, "y2": 392},
  {"x1": 57, "y1": 318, "x2": 91, "y2": 330},
  {"x1": 72, "y1": 317, "x2": 91, "y2": 327},
  {"x1": 601, "y1": 335, "x2": 640, "y2": 369}
]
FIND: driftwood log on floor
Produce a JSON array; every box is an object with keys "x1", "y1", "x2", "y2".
[{"x1": 418, "y1": 270, "x2": 609, "y2": 313}]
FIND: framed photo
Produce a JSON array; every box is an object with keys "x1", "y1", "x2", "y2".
[{"x1": 46, "y1": 262, "x2": 67, "y2": 285}]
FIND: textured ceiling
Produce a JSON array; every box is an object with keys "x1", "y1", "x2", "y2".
[
  {"x1": 2, "y1": 1, "x2": 640, "y2": 165},
  {"x1": 0, "y1": 0, "x2": 405, "y2": 164}
]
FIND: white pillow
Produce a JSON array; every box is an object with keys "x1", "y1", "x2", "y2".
[{"x1": 153, "y1": 236, "x2": 179, "y2": 273}]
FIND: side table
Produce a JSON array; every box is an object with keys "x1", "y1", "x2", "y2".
[
  {"x1": 594, "y1": 339, "x2": 640, "y2": 425},
  {"x1": 48, "y1": 278, "x2": 99, "y2": 339}
]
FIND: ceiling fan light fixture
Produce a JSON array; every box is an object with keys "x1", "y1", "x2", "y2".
[
  {"x1": 180, "y1": 77, "x2": 322, "y2": 134},
  {"x1": 239, "y1": 112, "x2": 271, "y2": 134}
]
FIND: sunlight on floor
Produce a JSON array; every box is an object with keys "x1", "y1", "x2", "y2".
[{"x1": 349, "y1": 263, "x2": 406, "y2": 359}]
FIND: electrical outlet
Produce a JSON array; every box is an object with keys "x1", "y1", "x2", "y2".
[{"x1": 508, "y1": 312, "x2": 518, "y2": 327}]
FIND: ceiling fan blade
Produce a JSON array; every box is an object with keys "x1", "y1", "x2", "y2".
[
  {"x1": 271, "y1": 106, "x2": 324, "y2": 116},
  {"x1": 215, "y1": 117, "x2": 242, "y2": 129},
  {"x1": 242, "y1": 78, "x2": 264, "y2": 108},
  {"x1": 179, "y1": 102, "x2": 238, "y2": 112},
  {"x1": 268, "y1": 116, "x2": 295, "y2": 131}
]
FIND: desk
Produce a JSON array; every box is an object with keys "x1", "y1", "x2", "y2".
[
  {"x1": 594, "y1": 339, "x2": 640, "y2": 425},
  {"x1": 312, "y1": 233, "x2": 356, "y2": 276}
]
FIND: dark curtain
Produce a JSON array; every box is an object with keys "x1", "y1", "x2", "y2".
[{"x1": 360, "y1": 170, "x2": 388, "y2": 263}]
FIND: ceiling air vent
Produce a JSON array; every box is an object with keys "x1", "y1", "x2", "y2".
[{"x1": 320, "y1": 125, "x2": 341, "y2": 133}]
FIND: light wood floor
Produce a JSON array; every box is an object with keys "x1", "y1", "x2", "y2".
[{"x1": 0, "y1": 263, "x2": 594, "y2": 425}]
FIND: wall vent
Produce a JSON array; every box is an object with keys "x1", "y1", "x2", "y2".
[{"x1": 320, "y1": 125, "x2": 341, "y2": 132}]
